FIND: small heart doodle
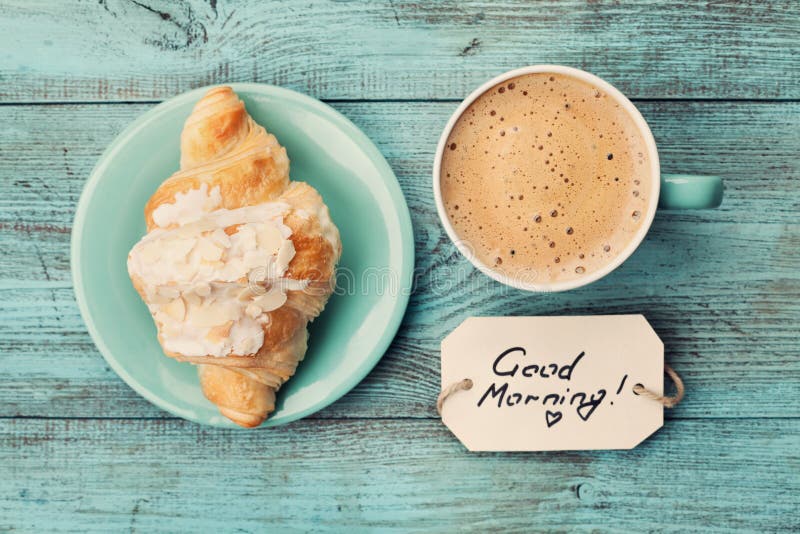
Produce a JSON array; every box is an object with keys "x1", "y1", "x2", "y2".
[{"x1": 545, "y1": 410, "x2": 563, "y2": 428}]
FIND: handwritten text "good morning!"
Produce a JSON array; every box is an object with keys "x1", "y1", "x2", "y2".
[{"x1": 477, "y1": 347, "x2": 629, "y2": 428}]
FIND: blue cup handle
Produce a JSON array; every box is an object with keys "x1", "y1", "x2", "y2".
[{"x1": 660, "y1": 174, "x2": 723, "y2": 209}]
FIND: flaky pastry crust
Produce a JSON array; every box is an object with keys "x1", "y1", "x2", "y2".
[{"x1": 131, "y1": 86, "x2": 341, "y2": 427}]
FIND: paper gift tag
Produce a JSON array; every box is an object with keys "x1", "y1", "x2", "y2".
[{"x1": 440, "y1": 315, "x2": 664, "y2": 451}]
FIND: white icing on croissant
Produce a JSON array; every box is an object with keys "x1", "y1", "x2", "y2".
[{"x1": 128, "y1": 185, "x2": 309, "y2": 358}]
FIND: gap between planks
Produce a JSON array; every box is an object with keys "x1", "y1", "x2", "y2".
[
  {"x1": 3, "y1": 415, "x2": 799, "y2": 422},
  {"x1": 1, "y1": 98, "x2": 800, "y2": 107}
]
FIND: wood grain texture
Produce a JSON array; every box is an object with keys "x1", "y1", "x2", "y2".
[
  {"x1": 2, "y1": 1, "x2": 800, "y2": 529},
  {"x1": 1, "y1": 101, "x2": 798, "y2": 419},
  {"x1": 1, "y1": 0, "x2": 798, "y2": 102},
  {"x1": 1, "y1": 418, "x2": 798, "y2": 532}
]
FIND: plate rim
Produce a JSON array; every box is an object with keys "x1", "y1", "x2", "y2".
[{"x1": 71, "y1": 83, "x2": 414, "y2": 428}]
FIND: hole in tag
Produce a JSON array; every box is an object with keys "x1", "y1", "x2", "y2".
[{"x1": 633, "y1": 383, "x2": 644, "y2": 394}]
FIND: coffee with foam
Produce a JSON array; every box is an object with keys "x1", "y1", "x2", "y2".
[{"x1": 441, "y1": 72, "x2": 652, "y2": 284}]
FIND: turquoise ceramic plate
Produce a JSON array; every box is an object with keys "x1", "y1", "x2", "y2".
[{"x1": 72, "y1": 84, "x2": 414, "y2": 428}]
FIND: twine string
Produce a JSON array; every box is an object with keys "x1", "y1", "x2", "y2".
[
  {"x1": 437, "y1": 366, "x2": 684, "y2": 415},
  {"x1": 632, "y1": 364, "x2": 684, "y2": 408},
  {"x1": 436, "y1": 378, "x2": 473, "y2": 416}
]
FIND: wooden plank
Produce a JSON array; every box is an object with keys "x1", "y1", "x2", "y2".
[
  {"x1": 1, "y1": 0, "x2": 798, "y2": 102},
  {"x1": 1, "y1": 101, "x2": 798, "y2": 419},
  {"x1": 1, "y1": 418, "x2": 797, "y2": 531}
]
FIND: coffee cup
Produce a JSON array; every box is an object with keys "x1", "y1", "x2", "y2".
[{"x1": 433, "y1": 65, "x2": 723, "y2": 292}]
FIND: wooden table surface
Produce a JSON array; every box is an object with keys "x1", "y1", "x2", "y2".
[{"x1": 1, "y1": 1, "x2": 798, "y2": 531}]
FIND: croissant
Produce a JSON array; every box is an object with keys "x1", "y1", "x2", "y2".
[{"x1": 127, "y1": 86, "x2": 341, "y2": 427}]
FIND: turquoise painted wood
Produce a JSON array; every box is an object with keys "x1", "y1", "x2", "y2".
[
  {"x1": 0, "y1": 1, "x2": 798, "y2": 102},
  {"x1": 1, "y1": 1, "x2": 799, "y2": 531},
  {"x1": 2, "y1": 419, "x2": 798, "y2": 531}
]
